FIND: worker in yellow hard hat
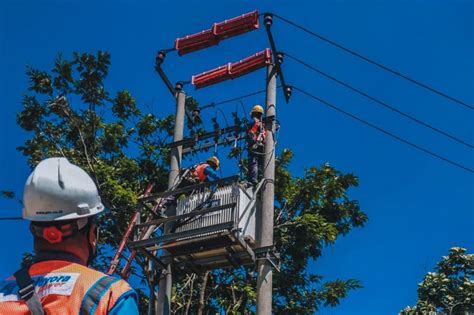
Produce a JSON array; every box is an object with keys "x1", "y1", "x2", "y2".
[
  {"x1": 246, "y1": 105, "x2": 267, "y2": 184},
  {"x1": 190, "y1": 156, "x2": 220, "y2": 183}
]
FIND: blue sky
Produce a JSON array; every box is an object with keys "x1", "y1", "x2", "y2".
[{"x1": 1, "y1": 0, "x2": 473, "y2": 314}]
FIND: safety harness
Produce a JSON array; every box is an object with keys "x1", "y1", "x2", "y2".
[
  {"x1": 248, "y1": 119, "x2": 266, "y2": 151},
  {"x1": 188, "y1": 163, "x2": 209, "y2": 183},
  {"x1": 13, "y1": 268, "x2": 45, "y2": 315}
]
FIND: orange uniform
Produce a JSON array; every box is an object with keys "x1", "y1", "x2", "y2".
[
  {"x1": 191, "y1": 163, "x2": 211, "y2": 182},
  {"x1": 0, "y1": 258, "x2": 137, "y2": 314}
]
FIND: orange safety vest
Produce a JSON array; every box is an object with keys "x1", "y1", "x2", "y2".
[
  {"x1": 248, "y1": 120, "x2": 266, "y2": 143},
  {"x1": 0, "y1": 260, "x2": 134, "y2": 314},
  {"x1": 191, "y1": 163, "x2": 210, "y2": 182}
]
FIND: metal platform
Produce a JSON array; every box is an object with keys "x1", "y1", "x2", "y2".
[
  {"x1": 128, "y1": 176, "x2": 279, "y2": 272},
  {"x1": 131, "y1": 227, "x2": 279, "y2": 273},
  {"x1": 162, "y1": 229, "x2": 257, "y2": 272}
]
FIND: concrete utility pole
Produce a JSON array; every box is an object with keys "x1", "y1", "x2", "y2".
[
  {"x1": 256, "y1": 63, "x2": 276, "y2": 315},
  {"x1": 156, "y1": 83, "x2": 186, "y2": 315}
]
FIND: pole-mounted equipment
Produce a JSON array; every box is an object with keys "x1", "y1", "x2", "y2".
[
  {"x1": 175, "y1": 11, "x2": 260, "y2": 55},
  {"x1": 192, "y1": 49, "x2": 272, "y2": 89}
]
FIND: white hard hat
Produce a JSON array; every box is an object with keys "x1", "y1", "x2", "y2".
[{"x1": 23, "y1": 157, "x2": 104, "y2": 222}]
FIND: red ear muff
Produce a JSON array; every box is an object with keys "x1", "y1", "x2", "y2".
[
  {"x1": 42, "y1": 226, "x2": 63, "y2": 244},
  {"x1": 32, "y1": 220, "x2": 83, "y2": 243}
]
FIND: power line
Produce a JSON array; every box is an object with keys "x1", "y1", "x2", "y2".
[
  {"x1": 201, "y1": 85, "x2": 284, "y2": 110},
  {"x1": 293, "y1": 86, "x2": 474, "y2": 174},
  {"x1": 271, "y1": 13, "x2": 474, "y2": 111},
  {"x1": 285, "y1": 53, "x2": 474, "y2": 149},
  {"x1": 0, "y1": 217, "x2": 22, "y2": 221},
  {"x1": 201, "y1": 89, "x2": 267, "y2": 110}
]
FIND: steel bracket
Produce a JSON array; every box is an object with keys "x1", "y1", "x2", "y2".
[{"x1": 255, "y1": 245, "x2": 281, "y2": 272}]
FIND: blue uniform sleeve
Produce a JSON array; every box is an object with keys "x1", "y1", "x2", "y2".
[
  {"x1": 204, "y1": 165, "x2": 219, "y2": 181},
  {"x1": 108, "y1": 290, "x2": 139, "y2": 315}
]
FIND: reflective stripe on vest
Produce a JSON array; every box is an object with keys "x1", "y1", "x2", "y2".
[
  {"x1": 80, "y1": 276, "x2": 120, "y2": 315},
  {"x1": 192, "y1": 163, "x2": 209, "y2": 182}
]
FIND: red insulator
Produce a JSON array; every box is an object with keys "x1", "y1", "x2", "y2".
[
  {"x1": 192, "y1": 64, "x2": 231, "y2": 89},
  {"x1": 175, "y1": 10, "x2": 260, "y2": 56},
  {"x1": 213, "y1": 10, "x2": 259, "y2": 40},
  {"x1": 175, "y1": 29, "x2": 219, "y2": 56},
  {"x1": 192, "y1": 49, "x2": 272, "y2": 89},
  {"x1": 229, "y1": 48, "x2": 272, "y2": 79}
]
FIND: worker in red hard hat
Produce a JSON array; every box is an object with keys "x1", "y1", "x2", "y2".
[
  {"x1": 0, "y1": 158, "x2": 139, "y2": 314},
  {"x1": 246, "y1": 105, "x2": 267, "y2": 185}
]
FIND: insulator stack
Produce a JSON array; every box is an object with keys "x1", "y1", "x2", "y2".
[
  {"x1": 175, "y1": 10, "x2": 259, "y2": 55},
  {"x1": 192, "y1": 49, "x2": 272, "y2": 89},
  {"x1": 213, "y1": 10, "x2": 259, "y2": 40}
]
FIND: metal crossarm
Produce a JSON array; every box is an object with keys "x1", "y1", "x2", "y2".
[
  {"x1": 263, "y1": 13, "x2": 292, "y2": 103},
  {"x1": 168, "y1": 116, "x2": 276, "y2": 155},
  {"x1": 154, "y1": 51, "x2": 178, "y2": 96},
  {"x1": 168, "y1": 124, "x2": 246, "y2": 148},
  {"x1": 183, "y1": 135, "x2": 245, "y2": 155}
]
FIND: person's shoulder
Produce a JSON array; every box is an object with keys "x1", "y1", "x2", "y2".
[
  {"x1": 71, "y1": 264, "x2": 135, "y2": 302},
  {"x1": 73, "y1": 264, "x2": 131, "y2": 288},
  {"x1": 75, "y1": 266, "x2": 137, "y2": 313},
  {"x1": 67, "y1": 263, "x2": 108, "y2": 277}
]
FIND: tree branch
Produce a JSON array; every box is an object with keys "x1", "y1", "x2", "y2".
[
  {"x1": 197, "y1": 271, "x2": 210, "y2": 315},
  {"x1": 184, "y1": 273, "x2": 196, "y2": 315}
]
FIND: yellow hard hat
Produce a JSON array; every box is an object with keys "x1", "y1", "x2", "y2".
[
  {"x1": 250, "y1": 105, "x2": 264, "y2": 115},
  {"x1": 207, "y1": 156, "x2": 220, "y2": 170}
]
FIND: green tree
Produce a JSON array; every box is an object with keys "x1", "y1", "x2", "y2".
[
  {"x1": 14, "y1": 51, "x2": 368, "y2": 314},
  {"x1": 400, "y1": 247, "x2": 474, "y2": 315}
]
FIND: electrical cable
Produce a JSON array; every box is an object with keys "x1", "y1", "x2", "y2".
[
  {"x1": 216, "y1": 109, "x2": 230, "y2": 127},
  {"x1": 201, "y1": 86, "x2": 281, "y2": 111},
  {"x1": 239, "y1": 100, "x2": 249, "y2": 117},
  {"x1": 0, "y1": 217, "x2": 22, "y2": 221},
  {"x1": 213, "y1": 89, "x2": 267, "y2": 107},
  {"x1": 285, "y1": 53, "x2": 474, "y2": 149},
  {"x1": 199, "y1": 89, "x2": 265, "y2": 111},
  {"x1": 271, "y1": 13, "x2": 474, "y2": 111},
  {"x1": 293, "y1": 86, "x2": 474, "y2": 174}
]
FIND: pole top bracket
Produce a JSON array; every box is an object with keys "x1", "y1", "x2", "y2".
[
  {"x1": 175, "y1": 81, "x2": 184, "y2": 92},
  {"x1": 156, "y1": 50, "x2": 167, "y2": 67},
  {"x1": 263, "y1": 13, "x2": 273, "y2": 28},
  {"x1": 255, "y1": 245, "x2": 281, "y2": 272}
]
